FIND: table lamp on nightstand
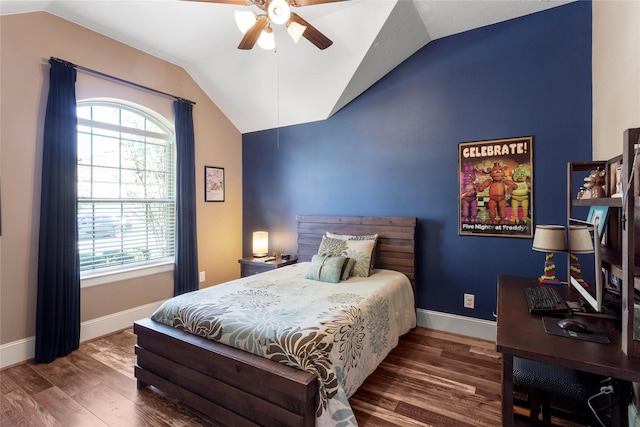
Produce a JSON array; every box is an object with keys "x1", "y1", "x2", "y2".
[
  {"x1": 252, "y1": 231, "x2": 269, "y2": 257},
  {"x1": 532, "y1": 225, "x2": 567, "y2": 285}
]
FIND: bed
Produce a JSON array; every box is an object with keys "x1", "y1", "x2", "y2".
[{"x1": 134, "y1": 215, "x2": 417, "y2": 426}]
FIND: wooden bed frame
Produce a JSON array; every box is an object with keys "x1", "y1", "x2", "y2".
[{"x1": 134, "y1": 215, "x2": 416, "y2": 427}]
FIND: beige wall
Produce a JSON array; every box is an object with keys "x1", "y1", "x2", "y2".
[
  {"x1": 0, "y1": 12, "x2": 243, "y2": 345},
  {"x1": 592, "y1": 0, "x2": 640, "y2": 160}
]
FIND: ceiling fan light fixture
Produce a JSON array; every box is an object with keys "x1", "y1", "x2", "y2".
[
  {"x1": 235, "y1": 10, "x2": 257, "y2": 34},
  {"x1": 267, "y1": 0, "x2": 290, "y2": 25},
  {"x1": 287, "y1": 21, "x2": 306, "y2": 44},
  {"x1": 257, "y1": 26, "x2": 276, "y2": 50}
]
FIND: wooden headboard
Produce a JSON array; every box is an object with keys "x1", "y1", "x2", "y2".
[{"x1": 296, "y1": 215, "x2": 417, "y2": 287}]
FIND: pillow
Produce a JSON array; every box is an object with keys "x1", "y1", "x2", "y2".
[
  {"x1": 341, "y1": 258, "x2": 356, "y2": 280},
  {"x1": 317, "y1": 236, "x2": 376, "y2": 277},
  {"x1": 325, "y1": 232, "x2": 379, "y2": 274},
  {"x1": 305, "y1": 255, "x2": 347, "y2": 283}
]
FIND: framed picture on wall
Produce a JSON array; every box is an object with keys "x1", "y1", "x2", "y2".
[
  {"x1": 205, "y1": 166, "x2": 224, "y2": 202},
  {"x1": 458, "y1": 136, "x2": 533, "y2": 238}
]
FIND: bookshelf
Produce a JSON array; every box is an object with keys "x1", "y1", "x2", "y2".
[{"x1": 567, "y1": 127, "x2": 640, "y2": 357}]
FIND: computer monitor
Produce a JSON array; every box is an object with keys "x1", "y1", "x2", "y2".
[{"x1": 568, "y1": 218, "x2": 603, "y2": 313}]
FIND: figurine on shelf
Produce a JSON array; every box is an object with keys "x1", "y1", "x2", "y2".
[
  {"x1": 589, "y1": 168, "x2": 607, "y2": 198},
  {"x1": 576, "y1": 185, "x2": 588, "y2": 199},
  {"x1": 580, "y1": 177, "x2": 593, "y2": 199},
  {"x1": 581, "y1": 168, "x2": 606, "y2": 199}
]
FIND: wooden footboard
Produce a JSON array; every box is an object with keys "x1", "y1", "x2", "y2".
[{"x1": 134, "y1": 318, "x2": 318, "y2": 427}]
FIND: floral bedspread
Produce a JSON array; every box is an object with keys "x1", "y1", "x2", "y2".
[{"x1": 150, "y1": 262, "x2": 416, "y2": 427}]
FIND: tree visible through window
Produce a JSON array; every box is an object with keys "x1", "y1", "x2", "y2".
[{"x1": 77, "y1": 101, "x2": 175, "y2": 273}]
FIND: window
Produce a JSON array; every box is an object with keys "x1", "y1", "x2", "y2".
[{"x1": 77, "y1": 100, "x2": 175, "y2": 278}]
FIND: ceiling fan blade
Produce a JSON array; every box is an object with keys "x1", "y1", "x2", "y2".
[
  {"x1": 238, "y1": 17, "x2": 268, "y2": 50},
  {"x1": 181, "y1": 0, "x2": 249, "y2": 5},
  {"x1": 290, "y1": 0, "x2": 348, "y2": 6},
  {"x1": 290, "y1": 12, "x2": 332, "y2": 50}
]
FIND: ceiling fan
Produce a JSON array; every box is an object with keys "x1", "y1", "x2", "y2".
[{"x1": 185, "y1": 0, "x2": 347, "y2": 50}]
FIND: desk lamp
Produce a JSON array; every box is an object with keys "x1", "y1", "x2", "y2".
[
  {"x1": 568, "y1": 225, "x2": 593, "y2": 286},
  {"x1": 532, "y1": 225, "x2": 567, "y2": 285}
]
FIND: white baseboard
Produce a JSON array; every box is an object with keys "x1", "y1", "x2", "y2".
[
  {"x1": 416, "y1": 308, "x2": 497, "y2": 342},
  {"x1": 0, "y1": 300, "x2": 165, "y2": 369},
  {"x1": 1, "y1": 304, "x2": 494, "y2": 369},
  {"x1": 1, "y1": 337, "x2": 36, "y2": 370}
]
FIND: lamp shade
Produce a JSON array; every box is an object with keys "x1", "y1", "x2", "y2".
[
  {"x1": 235, "y1": 10, "x2": 257, "y2": 34},
  {"x1": 569, "y1": 225, "x2": 594, "y2": 254},
  {"x1": 287, "y1": 21, "x2": 306, "y2": 43},
  {"x1": 268, "y1": 0, "x2": 290, "y2": 25},
  {"x1": 532, "y1": 225, "x2": 567, "y2": 252},
  {"x1": 253, "y1": 231, "x2": 269, "y2": 257},
  {"x1": 257, "y1": 27, "x2": 275, "y2": 50}
]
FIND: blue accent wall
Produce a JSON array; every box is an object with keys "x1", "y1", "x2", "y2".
[{"x1": 242, "y1": 1, "x2": 592, "y2": 321}]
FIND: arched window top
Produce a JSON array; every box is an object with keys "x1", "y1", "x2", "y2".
[{"x1": 77, "y1": 98, "x2": 174, "y2": 136}]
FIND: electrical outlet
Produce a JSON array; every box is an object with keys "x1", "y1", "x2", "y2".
[
  {"x1": 464, "y1": 293, "x2": 475, "y2": 309},
  {"x1": 199, "y1": 271, "x2": 205, "y2": 282}
]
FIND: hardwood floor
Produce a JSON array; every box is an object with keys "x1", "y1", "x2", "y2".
[{"x1": 1, "y1": 327, "x2": 585, "y2": 426}]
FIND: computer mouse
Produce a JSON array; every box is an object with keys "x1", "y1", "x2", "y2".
[{"x1": 557, "y1": 318, "x2": 590, "y2": 333}]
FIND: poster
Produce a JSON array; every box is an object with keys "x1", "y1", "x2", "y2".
[{"x1": 459, "y1": 136, "x2": 533, "y2": 238}]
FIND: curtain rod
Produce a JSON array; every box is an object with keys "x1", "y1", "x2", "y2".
[{"x1": 49, "y1": 57, "x2": 195, "y2": 105}]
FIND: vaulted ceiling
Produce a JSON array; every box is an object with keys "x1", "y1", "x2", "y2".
[{"x1": 1, "y1": 0, "x2": 573, "y2": 133}]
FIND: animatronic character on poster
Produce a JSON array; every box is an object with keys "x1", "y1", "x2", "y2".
[
  {"x1": 460, "y1": 162, "x2": 478, "y2": 222},
  {"x1": 509, "y1": 164, "x2": 531, "y2": 223},
  {"x1": 475, "y1": 162, "x2": 517, "y2": 224}
]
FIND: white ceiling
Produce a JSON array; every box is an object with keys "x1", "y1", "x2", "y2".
[{"x1": 1, "y1": 0, "x2": 574, "y2": 133}]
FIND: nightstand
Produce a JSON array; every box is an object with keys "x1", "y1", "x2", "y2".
[{"x1": 238, "y1": 257, "x2": 298, "y2": 278}]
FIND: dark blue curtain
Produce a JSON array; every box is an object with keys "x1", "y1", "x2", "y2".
[
  {"x1": 173, "y1": 100, "x2": 199, "y2": 296},
  {"x1": 35, "y1": 59, "x2": 80, "y2": 363}
]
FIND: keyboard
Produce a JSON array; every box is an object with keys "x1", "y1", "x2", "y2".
[{"x1": 525, "y1": 286, "x2": 570, "y2": 315}]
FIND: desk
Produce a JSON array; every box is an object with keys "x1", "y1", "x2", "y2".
[{"x1": 496, "y1": 275, "x2": 640, "y2": 426}]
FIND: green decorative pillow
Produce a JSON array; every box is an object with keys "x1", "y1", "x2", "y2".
[
  {"x1": 305, "y1": 255, "x2": 347, "y2": 283},
  {"x1": 317, "y1": 236, "x2": 376, "y2": 277}
]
